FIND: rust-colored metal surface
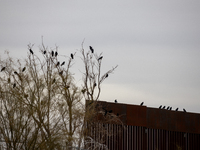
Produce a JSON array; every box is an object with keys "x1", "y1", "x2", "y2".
[
  {"x1": 95, "y1": 100, "x2": 200, "y2": 134},
  {"x1": 127, "y1": 104, "x2": 147, "y2": 127},
  {"x1": 88, "y1": 101, "x2": 200, "y2": 149}
]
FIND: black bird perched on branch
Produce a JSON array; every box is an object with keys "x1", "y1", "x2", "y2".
[
  {"x1": 183, "y1": 108, "x2": 187, "y2": 112},
  {"x1": 105, "y1": 74, "x2": 108, "y2": 78},
  {"x1": 175, "y1": 108, "x2": 178, "y2": 111},
  {"x1": 61, "y1": 61, "x2": 65, "y2": 66},
  {"x1": 51, "y1": 51, "x2": 54, "y2": 57},
  {"x1": 89, "y1": 46, "x2": 94, "y2": 53},
  {"x1": 13, "y1": 83, "x2": 16, "y2": 88},
  {"x1": 59, "y1": 71, "x2": 63, "y2": 75},
  {"x1": 115, "y1": 99, "x2": 117, "y2": 103},
  {"x1": 52, "y1": 78, "x2": 56, "y2": 84},
  {"x1": 22, "y1": 67, "x2": 26, "y2": 72},
  {"x1": 55, "y1": 51, "x2": 58, "y2": 57},
  {"x1": 29, "y1": 49, "x2": 33, "y2": 55},
  {"x1": 98, "y1": 56, "x2": 103, "y2": 60},
  {"x1": 14, "y1": 71, "x2": 18, "y2": 75},
  {"x1": 93, "y1": 83, "x2": 97, "y2": 87},
  {"x1": 71, "y1": 53, "x2": 74, "y2": 59},
  {"x1": 56, "y1": 61, "x2": 60, "y2": 67},
  {"x1": 159, "y1": 105, "x2": 162, "y2": 109},
  {"x1": 140, "y1": 102, "x2": 144, "y2": 106},
  {"x1": 1, "y1": 67, "x2": 5, "y2": 72},
  {"x1": 43, "y1": 50, "x2": 46, "y2": 54}
]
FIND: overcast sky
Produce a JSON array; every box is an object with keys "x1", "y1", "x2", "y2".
[{"x1": 1, "y1": 0, "x2": 200, "y2": 113}]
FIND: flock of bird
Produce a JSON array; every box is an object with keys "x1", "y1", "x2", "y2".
[
  {"x1": 2, "y1": 47, "x2": 189, "y2": 114},
  {"x1": 1, "y1": 46, "x2": 102, "y2": 89},
  {"x1": 114, "y1": 100, "x2": 187, "y2": 113}
]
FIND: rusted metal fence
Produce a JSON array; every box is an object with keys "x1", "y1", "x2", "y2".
[
  {"x1": 87, "y1": 101, "x2": 200, "y2": 150},
  {"x1": 88, "y1": 123, "x2": 200, "y2": 150}
]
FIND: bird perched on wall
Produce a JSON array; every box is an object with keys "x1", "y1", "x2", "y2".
[
  {"x1": 162, "y1": 106, "x2": 165, "y2": 109},
  {"x1": 55, "y1": 51, "x2": 58, "y2": 57},
  {"x1": 175, "y1": 108, "x2": 179, "y2": 111},
  {"x1": 159, "y1": 105, "x2": 162, "y2": 109},
  {"x1": 166, "y1": 106, "x2": 169, "y2": 110},
  {"x1": 61, "y1": 61, "x2": 65, "y2": 66},
  {"x1": 108, "y1": 110, "x2": 112, "y2": 113},
  {"x1": 169, "y1": 107, "x2": 172, "y2": 110},
  {"x1": 1, "y1": 67, "x2": 5, "y2": 72},
  {"x1": 71, "y1": 53, "x2": 74, "y2": 59},
  {"x1": 51, "y1": 51, "x2": 54, "y2": 57},
  {"x1": 183, "y1": 108, "x2": 187, "y2": 112},
  {"x1": 22, "y1": 67, "x2": 26, "y2": 72},
  {"x1": 89, "y1": 46, "x2": 94, "y2": 53},
  {"x1": 140, "y1": 102, "x2": 144, "y2": 106},
  {"x1": 29, "y1": 49, "x2": 33, "y2": 54},
  {"x1": 115, "y1": 99, "x2": 117, "y2": 103}
]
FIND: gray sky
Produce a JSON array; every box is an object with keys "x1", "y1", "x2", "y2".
[{"x1": 1, "y1": 0, "x2": 200, "y2": 113}]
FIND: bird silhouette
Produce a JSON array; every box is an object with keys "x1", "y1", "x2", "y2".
[
  {"x1": 115, "y1": 99, "x2": 117, "y2": 103},
  {"x1": 14, "y1": 71, "x2": 18, "y2": 75},
  {"x1": 61, "y1": 61, "x2": 65, "y2": 66},
  {"x1": 140, "y1": 102, "x2": 144, "y2": 106},
  {"x1": 56, "y1": 61, "x2": 60, "y2": 67},
  {"x1": 22, "y1": 67, "x2": 26, "y2": 72},
  {"x1": 1, "y1": 67, "x2": 5, "y2": 72},
  {"x1": 98, "y1": 56, "x2": 103, "y2": 60},
  {"x1": 105, "y1": 74, "x2": 108, "y2": 78},
  {"x1": 175, "y1": 108, "x2": 179, "y2": 111},
  {"x1": 55, "y1": 51, "x2": 58, "y2": 57},
  {"x1": 59, "y1": 71, "x2": 63, "y2": 75},
  {"x1": 52, "y1": 78, "x2": 56, "y2": 84},
  {"x1": 65, "y1": 85, "x2": 70, "y2": 89},
  {"x1": 166, "y1": 106, "x2": 169, "y2": 110},
  {"x1": 51, "y1": 51, "x2": 54, "y2": 57},
  {"x1": 183, "y1": 108, "x2": 187, "y2": 112},
  {"x1": 93, "y1": 83, "x2": 97, "y2": 87},
  {"x1": 29, "y1": 49, "x2": 33, "y2": 54},
  {"x1": 162, "y1": 106, "x2": 165, "y2": 109},
  {"x1": 13, "y1": 83, "x2": 16, "y2": 88},
  {"x1": 169, "y1": 107, "x2": 172, "y2": 110},
  {"x1": 159, "y1": 105, "x2": 162, "y2": 109},
  {"x1": 108, "y1": 110, "x2": 112, "y2": 113},
  {"x1": 43, "y1": 50, "x2": 46, "y2": 54},
  {"x1": 81, "y1": 89, "x2": 86, "y2": 94},
  {"x1": 89, "y1": 46, "x2": 94, "y2": 53},
  {"x1": 71, "y1": 53, "x2": 74, "y2": 59}
]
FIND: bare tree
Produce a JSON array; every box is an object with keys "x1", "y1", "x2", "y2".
[{"x1": 0, "y1": 43, "x2": 118, "y2": 150}]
